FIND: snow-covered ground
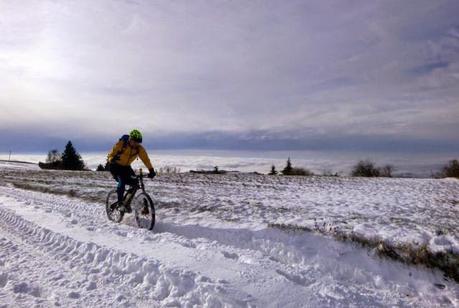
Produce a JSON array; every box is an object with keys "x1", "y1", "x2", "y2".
[{"x1": 0, "y1": 164, "x2": 458, "y2": 307}]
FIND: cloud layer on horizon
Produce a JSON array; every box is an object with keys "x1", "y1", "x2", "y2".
[{"x1": 1, "y1": 0, "x2": 458, "y2": 152}]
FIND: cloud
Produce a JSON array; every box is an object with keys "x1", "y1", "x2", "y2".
[{"x1": 0, "y1": 0, "x2": 458, "y2": 152}]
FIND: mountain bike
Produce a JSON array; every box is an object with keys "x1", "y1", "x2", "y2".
[{"x1": 105, "y1": 169, "x2": 155, "y2": 230}]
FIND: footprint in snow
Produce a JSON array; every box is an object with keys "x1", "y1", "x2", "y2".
[
  {"x1": 276, "y1": 269, "x2": 311, "y2": 287},
  {"x1": 12, "y1": 282, "x2": 40, "y2": 296},
  {"x1": 221, "y1": 251, "x2": 239, "y2": 260},
  {"x1": 68, "y1": 291, "x2": 80, "y2": 299},
  {"x1": 116, "y1": 230, "x2": 128, "y2": 237},
  {"x1": 13, "y1": 282, "x2": 29, "y2": 294},
  {"x1": 86, "y1": 281, "x2": 97, "y2": 291},
  {"x1": 0, "y1": 272, "x2": 8, "y2": 288}
]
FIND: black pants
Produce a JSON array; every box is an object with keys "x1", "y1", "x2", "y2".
[{"x1": 109, "y1": 163, "x2": 138, "y2": 204}]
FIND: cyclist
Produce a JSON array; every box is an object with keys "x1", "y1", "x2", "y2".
[{"x1": 107, "y1": 129, "x2": 156, "y2": 212}]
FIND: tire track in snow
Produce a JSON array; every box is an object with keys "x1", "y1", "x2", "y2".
[
  {"x1": 0, "y1": 185, "x2": 357, "y2": 275},
  {"x1": 0, "y1": 204, "x2": 252, "y2": 307},
  {"x1": 1, "y1": 185, "x2": 337, "y2": 288},
  {"x1": 0, "y1": 186, "x2": 319, "y2": 306},
  {"x1": 1, "y1": 185, "x2": 318, "y2": 274},
  {"x1": 1, "y1": 185, "x2": 458, "y2": 307}
]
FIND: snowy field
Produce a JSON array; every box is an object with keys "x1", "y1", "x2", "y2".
[{"x1": 0, "y1": 163, "x2": 458, "y2": 307}]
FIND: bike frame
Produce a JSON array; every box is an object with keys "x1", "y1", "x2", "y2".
[
  {"x1": 107, "y1": 169, "x2": 147, "y2": 211},
  {"x1": 124, "y1": 169, "x2": 146, "y2": 207}
]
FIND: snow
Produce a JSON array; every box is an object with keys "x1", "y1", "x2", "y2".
[
  {"x1": 0, "y1": 165, "x2": 458, "y2": 306},
  {"x1": 0, "y1": 161, "x2": 39, "y2": 171}
]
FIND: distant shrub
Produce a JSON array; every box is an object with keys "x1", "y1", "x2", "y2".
[
  {"x1": 351, "y1": 160, "x2": 380, "y2": 177},
  {"x1": 351, "y1": 161, "x2": 395, "y2": 177},
  {"x1": 289, "y1": 167, "x2": 314, "y2": 176},
  {"x1": 268, "y1": 165, "x2": 278, "y2": 175},
  {"x1": 189, "y1": 166, "x2": 227, "y2": 174},
  {"x1": 441, "y1": 159, "x2": 459, "y2": 178},
  {"x1": 282, "y1": 158, "x2": 313, "y2": 176},
  {"x1": 38, "y1": 161, "x2": 63, "y2": 170},
  {"x1": 321, "y1": 169, "x2": 340, "y2": 177},
  {"x1": 282, "y1": 157, "x2": 293, "y2": 175},
  {"x1": 96, "y1": 162, "x2": 110, "y2": 172}
]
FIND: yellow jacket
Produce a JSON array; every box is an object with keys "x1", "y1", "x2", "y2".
[{"x1": 107, "y1": 141, "x2": 153, "y2": 170}]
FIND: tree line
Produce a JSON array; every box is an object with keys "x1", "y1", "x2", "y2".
[
  {"x1": 38, "y1": 142, "x2": 459, "y2": 179},
  {"x1": 269, "y1": 157, "x2": 459, "y2": 178}
]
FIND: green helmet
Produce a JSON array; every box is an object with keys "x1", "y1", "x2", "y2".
[{"x1": 129, "y1": 129, "x2": 143, "y2": 143}]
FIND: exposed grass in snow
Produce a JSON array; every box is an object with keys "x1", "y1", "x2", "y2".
[{"x1": 269, "y1": 222, "x2": 459, "y2": 282}]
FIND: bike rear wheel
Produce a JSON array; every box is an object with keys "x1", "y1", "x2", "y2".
[
  {"x1": 132, "y1": 192, "x2": 155, "y2": 230},
  {"x1": 106, "y1": 189, "x2": 124, "y2": 223}
]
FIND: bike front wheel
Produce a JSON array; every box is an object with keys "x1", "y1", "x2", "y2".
[
  {"x1": 106, "y1": 189, "x2": 124, "y2": 223},
  {"x1": 132, "y1": 192, "x2": 155, "y2": 230}
]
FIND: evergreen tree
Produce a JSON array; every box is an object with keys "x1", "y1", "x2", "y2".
[
  {"x1": 269, "y1": 165, "x2": 277, "y2": 175},
  {"x1": 282, "y1": 157, "x2": 293, "y2": 175},
  {"x1": 62, "y1": 141, "x2": 85, "y2": 170}
]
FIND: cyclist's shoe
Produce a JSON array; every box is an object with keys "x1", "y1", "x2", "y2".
[
  {"x1": 118, "y1": 202, "x2": 131, "y2": 213},
  {"x1": 118, "y1": 205, "x2": 126, "y2": 212},
  {"x1": 110, "y1": 202, "x2": 118, "y2": 211}
]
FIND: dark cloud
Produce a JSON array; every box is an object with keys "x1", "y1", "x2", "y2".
[
  {"x1": 2, "y1": 127, "x2": 458, "y2": 154},
  {"x1": 406, "y1": 62, "x2": 450, "y2": 76}
]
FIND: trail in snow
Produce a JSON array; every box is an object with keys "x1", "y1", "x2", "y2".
[
  {"x1": 1, "y1": 169, "x2": 458, "y2": 258},
  {"x1": 0, "y1": 183, "x2": 457, "y2": 307}
]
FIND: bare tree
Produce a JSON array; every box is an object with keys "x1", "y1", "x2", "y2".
[
  {"x1": 46, "y1": 149, "x2": 61, "y2": 163},
  {"x1": 380, "y1": 165, "x2": 394, "y2": 177}
]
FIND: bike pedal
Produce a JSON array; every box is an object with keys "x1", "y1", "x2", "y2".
[{"x1": 118, "y1": 204, "x2": 128, "y2": 213}]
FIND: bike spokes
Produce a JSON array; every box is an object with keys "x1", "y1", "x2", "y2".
[
  {"x1": 105, "y1": 190, "x2": 124, "y2": 223},
  {"x1": 133, "y1": 193, "x2": 155, "y2": 230}
]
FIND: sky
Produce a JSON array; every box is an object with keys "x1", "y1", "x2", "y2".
[{"x1": 0, "y1": 0, "x2": 458, "y2": 153}]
